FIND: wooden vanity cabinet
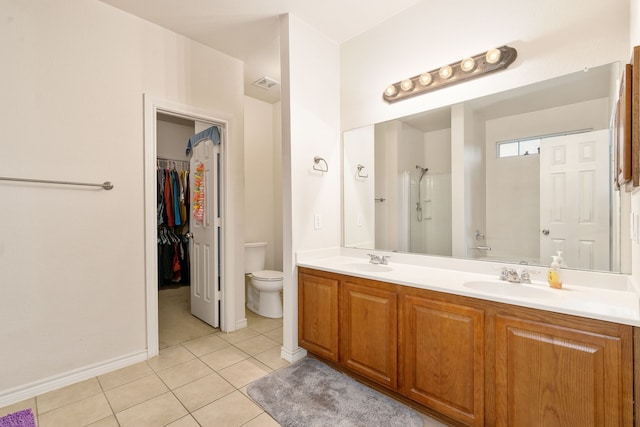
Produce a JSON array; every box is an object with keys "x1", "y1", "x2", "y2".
[
  {"x1": 492, "y1": 311, "x2": 633, "y2": 427},
  {"x1": 298, "y1": 268, "x2": 398, "y2": 387},
  {"x1": 401, "y1": 289, "x2": 485, "y2": 426},
  {"x1": 341, "y1": 278, "x2": 398, "y2": 389},
  {"x1": 298, "y1": 267, "x2": 635, "y2": 427},
  {"x1": 298, "y1": 269, "x2": 339, "y2": 362}
]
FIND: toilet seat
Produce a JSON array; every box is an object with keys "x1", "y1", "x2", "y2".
[{"x1": 251, "y1": 270, "x2": 284, "y2": 281}]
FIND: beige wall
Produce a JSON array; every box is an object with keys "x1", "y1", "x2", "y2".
[
  {"x1": 157, "y1": 116, "x2": 194, "y2": 162},
  {"x1": 244, "y1": 95, "x2": 283, "y2": 270},
  {"x1": 280, "y1": 14, "x2": 341, "y2": 361},
  {"x1": 273, "y1": 101, "x2": 284, "y2": 271},
  {"x1": 0, "y1": 0, "x2": 244, "y2": 404}
]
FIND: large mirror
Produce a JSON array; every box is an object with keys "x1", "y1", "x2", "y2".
[{"x1": 344, "y1": 62, "x2": 626, "y2": 273}]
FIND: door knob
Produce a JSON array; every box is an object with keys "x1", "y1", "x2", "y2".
[
  {"x1": 185, "y1": 232, "x2": 194, "y2": 238},
  {"x1": 542, "y1": 229, "x2": 550, "y2": 235}
]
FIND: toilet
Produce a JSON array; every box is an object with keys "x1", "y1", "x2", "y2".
[{"x1": 244, "y1": 242, "x2": 283, "y2": 318}]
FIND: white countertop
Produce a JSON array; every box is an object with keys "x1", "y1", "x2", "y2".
[{"x1": 296, "y1": 248, "x2": 640, "y2": 327}]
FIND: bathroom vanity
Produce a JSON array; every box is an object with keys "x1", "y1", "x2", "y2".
[{"x1": 297, "y1": 254, "x2": 639, "y2": 427}]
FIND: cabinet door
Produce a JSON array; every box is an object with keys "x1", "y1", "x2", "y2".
[
  {"x1": 402, "y1": 294, "x2": 485, "y2": 426},
  {"x1": 298, "y1": 271, "x2": 339, "y2": 362},
  {"x1": 495, "y1": 315, "x2": 632, "y2": 427},
  {"x1": 341, "y1": 281, "x2": 397, "y2": 389}
]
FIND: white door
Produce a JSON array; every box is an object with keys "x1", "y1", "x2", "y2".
[
  {"x1": 540, "y1": 129, "x2": 610, "y2": 270},
  {"x1": 189, "y1": 138, "x2": 221, "y2": 327}
]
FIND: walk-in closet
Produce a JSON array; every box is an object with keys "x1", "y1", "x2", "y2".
[{"x1": 156, "y1": 112, "x2": 218, "y2": 348}]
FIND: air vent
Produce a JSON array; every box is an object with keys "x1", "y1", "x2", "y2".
[{"x1": 253, "y1": 76, "x2": 279, "y2": 90}]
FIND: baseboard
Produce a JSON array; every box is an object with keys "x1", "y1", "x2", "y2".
[
  {"x1": 0, "y1": 350, "x2": 148, "y2": 408},
  {"x1": 280, "y1": 346, "x2": 307, "y2": 363},
  {"x1": 235, "y1": 317, "x2": 248, "y2": 330}
]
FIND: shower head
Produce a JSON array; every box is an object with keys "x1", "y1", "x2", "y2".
[{"x1": 416, "y1": 165, "x2": 428, "y2": 181}]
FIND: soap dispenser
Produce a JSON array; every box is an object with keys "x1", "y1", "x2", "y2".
[
  {"x1": 548, "y1": 256, "x2": 562, "y2": 289},
  {"x1": 555, "y1": 251, "x2": 567, "y2": 267}
]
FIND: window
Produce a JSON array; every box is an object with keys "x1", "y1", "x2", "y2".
[
  {"x1": 497, "y1": 138, "x2": 540, "y2": 158},
  {"x1": 497, "y1": 129, "x2": 591, "y2": 159}
]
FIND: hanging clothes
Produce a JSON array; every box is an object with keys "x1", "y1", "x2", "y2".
[
  {"x1": 157, "y1": 169, "x2": 165, "y2": 226},
  {"x1": 164, "y1": 169, "x2": 174, "y2": 227},
  {"x1": 172, "y1": 170, "x2": 181, "y2": 226},
  {"x1": 156, "y1": 160, "x2": 191, "y2": 287},
  {"x1": 157, "y1": 226, "x2": 190, "y2": 286},
  {"x1": 179, "y1": 169, "x2": 187, "y2": 224},
  {"x1": 184, "y1": 170, "x2": 190, "y2": 227}
]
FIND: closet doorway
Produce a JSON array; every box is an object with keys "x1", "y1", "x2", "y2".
[
  {"x1": 144, "y1": 95, "x2": 231, "y2": 358},
  {"x1": 156, "y1": 113, "x2": 222, "y2": 348}
]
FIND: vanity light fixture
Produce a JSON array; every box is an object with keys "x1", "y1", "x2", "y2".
[
  {"x1": 400, "y1": 78, "x2": 414, "y2": 92},
  {"x1": 383, "y1": 45, "x2": 517, "y2": 103},
  {"x1": 438, "y1": 65, "x2": 453, "y2": 79},
  {"x1": 485, "y1": 48, "x2": 502, "y2": 64},
  {"x1": 419, "y1": 72, "x2": 432, "y2": 86},
  {"x1": 460, "y1": 57, "x2": 476, "y2": 72},
  {"x1": 384, "y1": 85, "x2": 398, "y2": 97}
]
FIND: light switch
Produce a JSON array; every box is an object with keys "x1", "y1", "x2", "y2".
[
  {"x1": 356, "y1": 214, "x2": 363, "y2": 227},
  {"x1": 314, "y1": 213, "x2": 322, "y2": 230}
]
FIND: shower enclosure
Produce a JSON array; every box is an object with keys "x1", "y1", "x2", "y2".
[{"x1": 407, "y1": 166, "x2": 452, "y2": 256}]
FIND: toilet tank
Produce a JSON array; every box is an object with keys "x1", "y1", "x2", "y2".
[{"x1": 244, "y1": 242, "x2": 267, "y2": 274}]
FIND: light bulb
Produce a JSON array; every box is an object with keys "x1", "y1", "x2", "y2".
[
  {"x1": 384, "y1": 85, "x2": 398, "y2": 97},
  {"x1": 419, "y1": 72, "x2": 432, "y2": 86},
  {"x1": 400, "y1": 79, "x2": 414, "y2": 92},
  {"x1": 438, "y1": 65, "x2": 453, "y2": 79},
  {"x1": 460, "y1": 57, "x2": 476, "y2": 72},
  {"x1": 486, "y1": 48, "x2": 501, "y2": 64}
]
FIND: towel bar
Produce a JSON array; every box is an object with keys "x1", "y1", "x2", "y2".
[{"x1": 0, "y1": 176, "x2": 113, "y2": 190}]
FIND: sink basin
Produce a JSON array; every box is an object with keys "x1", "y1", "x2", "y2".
[
  {"x1": 341, "y1": 263, "x2": 393, "y2": 273},
  {"x1": 463, "y1": 281, "x2": 554, "y2": 299}
]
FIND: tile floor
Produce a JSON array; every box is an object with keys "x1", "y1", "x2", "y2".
[{"x1": 1, "y1": 286, "x2": 445, "y2": 427}]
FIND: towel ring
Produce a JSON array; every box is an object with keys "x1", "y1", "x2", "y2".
[
  {"x1": 313, "y1": 156, "x2": 328, "y2": 173},
  {"x1": 356, "y1": 164, "x2": 368, "y2": 178}
]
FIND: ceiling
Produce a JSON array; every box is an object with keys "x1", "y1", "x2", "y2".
[{"x1": 98, "y1": 0, "x2": 422, "y2": 104}]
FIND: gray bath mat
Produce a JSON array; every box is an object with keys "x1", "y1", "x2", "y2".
[{"x1": 247, "y1": 357, "x2": 423, "y2": 427}]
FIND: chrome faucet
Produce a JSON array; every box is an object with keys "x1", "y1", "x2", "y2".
[
  {"x1": 367, "y1": 253, "x2": 390, "y2": 265},
  {"x1": 500, "y1": 267, "x2": 521, "y2": 283},
  {"x1": 367, "y1": 253, "x2": 381, "y2": 264},
  {"x1": 499, "y1": 267, "x2": 532, "y2": 283}
]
